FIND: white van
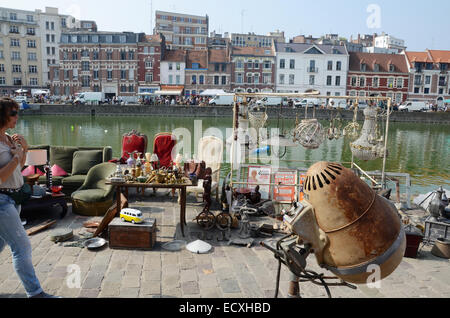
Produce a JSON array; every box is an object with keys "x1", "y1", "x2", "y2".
[
  {"x1": 399, "y1": 101, "x2": 427, "y2": 112},
  {"x1": 256, "y1": 97, "x2": 285, "y2": 106},
  {"x1": 75, "y1": 92, "x2": 105, "y2": 105},
  {"x1": 209, "y1": 94, "x2": 236, "y2": 106},
  {"x1": 294, "y1": 98, "x2": 321, "y2": 107}
]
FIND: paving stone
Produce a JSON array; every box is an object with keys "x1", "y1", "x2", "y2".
[
  {"x1": 142, "y1": 270, "x2": 160, "y2": 281},
  {"x1": 79, "y1": 288, "x2": 100, "y2": 298},
  {"x1": 220, "y1": 279, "x2": 241, "y2": 294},
  {"x1": 119, "y1": 287, "x2": 139, "y2": 298},
  {"x1": 82, "y1": 272, "x2": 104, "y2": 289},
  {"x1": 200, "y1": 287, "x2": 222, "y2": 298},
  {"x1": 121, "y1": 275, "x2": 141, "y2": 288},
  {"x1": 140, "y1": 281, "x2": 161, "y2": 295},
  {"x1": 99, "y1": 281, "x2": 121, "y2": 297},
  {"x1": 161, "y1": 287, "x2": 182, "y2": 298},
  {"x1": 181, "y1": 281, "x2": 200, "y2": 295}
]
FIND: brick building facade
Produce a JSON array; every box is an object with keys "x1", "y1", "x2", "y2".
[
  {"x1": 50, "y1": 31, "x2": 144, "y2": 101},
  {"x1": 137, "y1": 34, "x2": 165, "y2": 95},
  {"x1": 347, "y1": 52, "x2": 410, "y2": 105},
  {"x1": 230, "y1": 46, "x2": 276, "y2": 93}
]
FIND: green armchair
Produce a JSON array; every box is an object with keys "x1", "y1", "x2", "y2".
[{"x1": 71, "y1": 162, "x2": 117, "y2": 216}]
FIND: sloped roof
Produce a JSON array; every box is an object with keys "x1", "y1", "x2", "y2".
[
  {"x1": 163, "y1": 49, "x2": 186, "y2": 62},
  {"x1": 186, "y1": 50, "x2": 208, "y2": 69},
  {"x1": 349, "y1": 52, "x2": 409, "y2": 73},
  {"x1": 275, "y1": 43, "x2": 348, "y2": 55},
  {"x1": 231, "y1": 46, "x2": 275, "y2": 57},
  {"x1": 427, "y1": 50, "x2": 450, "y2": 64},
  {"x1": 405, "y1": 51, "x2": 433, "y2": 64},
  {"x1": 144, "y1": 34, "x2": 162, "y2": 43},
  {"x1": 209, "y1": 49, "x2": 228, "y2": 63}
]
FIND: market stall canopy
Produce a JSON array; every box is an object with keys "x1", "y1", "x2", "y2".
[
  {"x1": 200, "y1": 89, "x2": 226, "y2": 96},
  {"x1": 32, "y1": 89, "x2": 49, "y2": 96},
  {"x1": 15, "y1": 89, "x2": 28, "y2": 94},
  {"x1": 155, "y1": 90, "x2": 183, "y2": 96},
  {"x1": 444, "y1": 99, "x2": 450, "y2": 103},
  {"x1": 138, "y1": 92, "x2": 154, "y2": 96}
]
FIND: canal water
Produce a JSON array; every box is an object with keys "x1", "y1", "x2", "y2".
[{"x1": 12, "y1": 115, "x2": 450, "y2": 196}]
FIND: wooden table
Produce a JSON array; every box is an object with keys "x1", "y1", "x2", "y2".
[{"x1": 108, "y1": 182, "x2": 192, "y2": 237}]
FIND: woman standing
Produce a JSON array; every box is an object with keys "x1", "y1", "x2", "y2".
[{"x1": 0, "y1": 97, "x2": 59, "y2": 298}]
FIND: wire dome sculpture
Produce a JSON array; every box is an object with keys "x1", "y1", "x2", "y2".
[
  {"x1": 248, "y1": 105, "x2": 268, "y2": 131},
  {"x1": 350, "y1": 105, "x2": 386, "y2": 161},
  {"x1": 292, "y1": 105, "x2": 325, "y2": 149}
]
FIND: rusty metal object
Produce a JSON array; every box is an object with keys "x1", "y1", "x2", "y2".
[{"x1": 303, "y1": 161, "x2": 406, "y2": 284}]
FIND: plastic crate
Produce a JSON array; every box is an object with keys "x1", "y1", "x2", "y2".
[{"x1": 424, "y1": 216, "x2": 450, "y2": 243}]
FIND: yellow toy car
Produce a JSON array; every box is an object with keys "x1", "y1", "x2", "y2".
[{"x1": 120, "y1": 208, "x2": 144, "y2": 224}]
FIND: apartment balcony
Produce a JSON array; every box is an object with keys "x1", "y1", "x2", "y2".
[
  {"x1": 307, "y1": 67, "x2": 319, "y2": 73},
  {"x1": 0, "y1": 16, "x2": 37, "y2": 25}
]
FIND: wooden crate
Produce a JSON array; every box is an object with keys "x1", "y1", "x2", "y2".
[
  {"x1": 108, "y1": 218, "x2": 157, "y2": 250},
  {"x1": 424, "y1": 216, "x2": 450, "y2": 243}
]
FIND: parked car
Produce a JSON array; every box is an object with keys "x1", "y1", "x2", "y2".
[
  {"x1": 399, "y1": 101, "x2": 427, "y2": 112},
  {"x1": 14, "y1": 96, "x2": 28, "y2": 104}
]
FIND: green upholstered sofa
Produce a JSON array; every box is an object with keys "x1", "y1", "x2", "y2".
[{"x1": 27, "y1": 145, "x2": 113, "y2": 196}]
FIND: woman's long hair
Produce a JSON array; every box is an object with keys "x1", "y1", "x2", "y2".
[{"x1": 0, "y1": 97, "x2": 19, "y2": 129}]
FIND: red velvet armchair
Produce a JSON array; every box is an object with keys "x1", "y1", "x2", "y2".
[
  {"x1": 110, "y1": 130, "x2": 148, "y2": 164},
  {"x1": 153, "y1": 132, "x2": 177, "y2": 168}
]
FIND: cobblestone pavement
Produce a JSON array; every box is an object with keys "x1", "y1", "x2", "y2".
[{"x1": 1, "y1": 190, "x2": 449, "y2": 299}]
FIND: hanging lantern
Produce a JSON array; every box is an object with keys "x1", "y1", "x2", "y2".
[
  {"x1": 293, "y1": 118, "x2": 325, "y2": 150},
  {"x1": 293, "y1": 104, "x2": 325, "y2": 150},
  {"x1": 350, "y1": 106, "x2": 386, "y2": 161},
  {"x1": 248, "y1": 106, "x2": 268, "y2": 130}
]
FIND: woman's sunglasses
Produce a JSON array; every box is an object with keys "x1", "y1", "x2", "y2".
[{"x1": 10, "y1": 110, "x2": 18, "y2": 117}]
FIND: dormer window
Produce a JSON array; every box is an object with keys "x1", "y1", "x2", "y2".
[
  {"x1": 360, "y1": 63, "x2": 367, "y2": 72},
  {"x1": 374, "y1": 64, "x2": 380, "y2": 72},
  {"x1": 389, "y1": 64, "x2": 395, "y2": 72}
]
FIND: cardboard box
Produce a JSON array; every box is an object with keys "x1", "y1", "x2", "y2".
[{"x1": 109, "y1": 217, "x2": 157, "y2": 250}]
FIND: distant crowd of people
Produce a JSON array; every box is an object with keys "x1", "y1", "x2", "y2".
[{"x1": 139, "y1": 96, "x2": 212, "y2": 106}]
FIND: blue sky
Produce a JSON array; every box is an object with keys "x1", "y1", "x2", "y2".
[{"x1": 2, "y1": 0, "x2": 450, "y2": 51}]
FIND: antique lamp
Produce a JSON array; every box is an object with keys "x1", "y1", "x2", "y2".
[
  {"x1": 150, "y1": 153, "x2": 159, "y2": 170},
  {"x1": 350, "y1": 106, "x2": 385, "y2": 161},
  {"x1": 263, "y1": 161, "x2": 405, "y2": 298},
  {"x1": 25, "y1": 149, "x2": 50, "y2": 187},
  {"x1": 282, "y1": 162, "x2": 405, "y2": 284}
]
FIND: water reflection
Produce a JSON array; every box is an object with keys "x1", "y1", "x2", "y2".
[{"x1": 13, "y1": 115, "x2": 449, "y2": 195}]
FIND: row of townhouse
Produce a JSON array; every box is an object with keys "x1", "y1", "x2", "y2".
[
  {"x1": 49, "y1": 33, "x2": 450, "y2": 107},
  {"x1": 0, "y1": 6, "x2": 96, "y2": 96},
  {"x1": 2, "y1": 6, "x2": 449, "y2": 107}
]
